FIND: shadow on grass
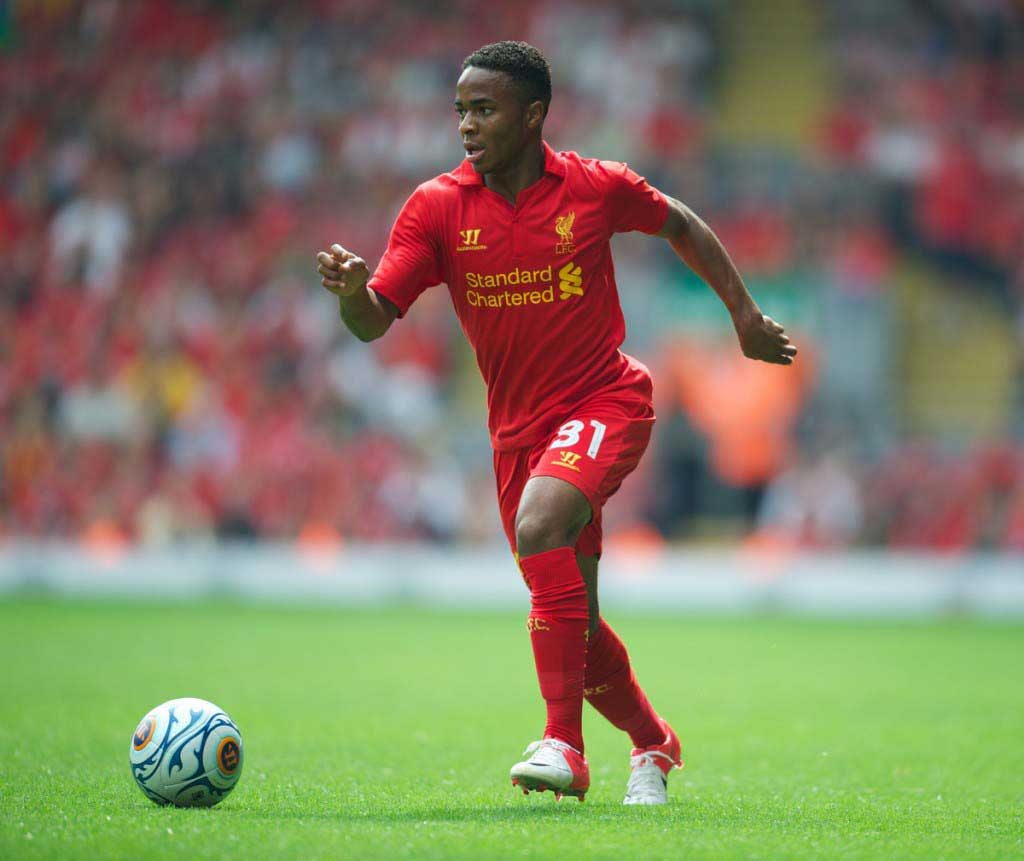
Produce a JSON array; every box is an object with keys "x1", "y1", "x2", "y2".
[{"x1": 205, "y1": 801, "x2": 673, "y2": 825}]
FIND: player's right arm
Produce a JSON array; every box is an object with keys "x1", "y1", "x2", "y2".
[
  {"x1": 317, "y1": 185, "x2": 443, "y2": 341},
  {"x1": 316, "y1": 243, "x2": 398, "y2": 342}
]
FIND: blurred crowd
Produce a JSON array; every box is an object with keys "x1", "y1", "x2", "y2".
[{"x1": 1, "y1": 0, "x2": 1023, "y2": 551}]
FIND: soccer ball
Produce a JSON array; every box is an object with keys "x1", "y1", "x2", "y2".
[{"x1": 129, "y1": 697, "x2": 243, "y2": 807}]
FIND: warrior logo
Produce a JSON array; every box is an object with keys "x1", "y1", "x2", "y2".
[
  {"x1": 457, "y1": 228, "x2": 486, "y2": 252},
  {"x1": 551, "y1": 451, "x2": 582, "y2": 472}
]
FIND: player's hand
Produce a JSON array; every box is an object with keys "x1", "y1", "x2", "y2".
[
  {"x1": 734, "y1": 309, "x2": 798, "y2": 365},
  {"x1": 316, "y1": 244, "x2": 369, "y2": 297}
]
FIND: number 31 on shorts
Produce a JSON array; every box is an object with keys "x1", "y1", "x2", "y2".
[{"x1": 549, "y1": 419, "x2": 607, "y2": 459}]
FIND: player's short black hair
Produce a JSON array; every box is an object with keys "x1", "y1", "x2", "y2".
[{"x1": 462, "y1": 41, "x2": 552, "y2": 116}]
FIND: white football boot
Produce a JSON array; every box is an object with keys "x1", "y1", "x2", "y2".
[
  {"x1": 623, "y1": 719, "x2": 683, "y2": 805},
  {"x1": 510, "y1": 738, "x2": 589, "y2": 802}
]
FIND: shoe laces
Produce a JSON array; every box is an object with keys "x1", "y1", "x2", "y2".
[
  {"x1": 626, "y1": 752, "x2": 671, "y2": 799},
  {"x1": 523, "y1": 738, "x2": 579, "y2": 765}
]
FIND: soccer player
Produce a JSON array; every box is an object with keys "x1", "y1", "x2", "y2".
[{"x1": 316, "y1": 41, "x2": 796, "y2": 805}]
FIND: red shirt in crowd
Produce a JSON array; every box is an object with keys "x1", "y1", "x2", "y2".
[{"x1": 369, "y1": 142, "x2": 669, "y2": 451}]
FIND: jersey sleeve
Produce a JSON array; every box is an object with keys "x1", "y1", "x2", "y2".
[
  {"x1": 367, "y1": 186, "x2": 443, "y2": 317},
  {"x1": 598, "y1": 161, "x2": 669, "y2": 235}
]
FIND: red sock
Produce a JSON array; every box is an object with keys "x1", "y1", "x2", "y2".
[
  {"x1": 584, "y1": 618, "x2": 664, "y2": 749},
  {"x1": 519, "y1": 547, "x2": 589, "y2": 753}
]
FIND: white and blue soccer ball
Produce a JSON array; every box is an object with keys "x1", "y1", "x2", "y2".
[{"x1": 129, "y1": 697, "x2": 243, "y2": 807}]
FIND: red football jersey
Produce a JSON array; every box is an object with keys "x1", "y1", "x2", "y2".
[{"x1": 368, "y1": 142, "x2": 668, "y2": 451}]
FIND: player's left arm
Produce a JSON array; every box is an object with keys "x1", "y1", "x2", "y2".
[{"x1": 657, "y1": 196, "x2": 798, "y2": 365}]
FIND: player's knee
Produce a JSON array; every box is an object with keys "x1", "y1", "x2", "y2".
[{"x1": 515, "y1": 511, "x2": 581, "y2": 558}]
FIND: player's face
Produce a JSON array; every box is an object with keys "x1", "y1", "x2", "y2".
[{"x1": 455, "y1": 66, "x2": 541, "y2": 175}]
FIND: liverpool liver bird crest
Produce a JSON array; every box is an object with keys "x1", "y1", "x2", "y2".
[{"x1": 555, "y1": 211, "x2": 576, "y2": 254}]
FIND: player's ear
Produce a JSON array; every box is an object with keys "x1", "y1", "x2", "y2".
[{"x1": 524, "y1": 99, "x2": 544, "y2": 131}]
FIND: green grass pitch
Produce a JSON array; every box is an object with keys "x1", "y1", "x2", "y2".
[{"x1": 1, "y1": 598, "x2": 1022, "y2": 860}]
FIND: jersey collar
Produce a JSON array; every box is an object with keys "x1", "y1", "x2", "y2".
[{"x1": 456, "y1": 141, "x2": 566, "y2": 186}]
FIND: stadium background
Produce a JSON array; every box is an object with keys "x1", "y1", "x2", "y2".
[
  {"x1": 2, "y1": 3, "x2": 1024, "y2": 859},
  {"x1": 3, "y1": 0, "x2": 1024, "y2": 558}
]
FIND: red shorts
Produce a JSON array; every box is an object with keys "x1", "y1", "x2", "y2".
[{"x1": 493, "y1": 391, "x2": 655, "y2": 558}]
